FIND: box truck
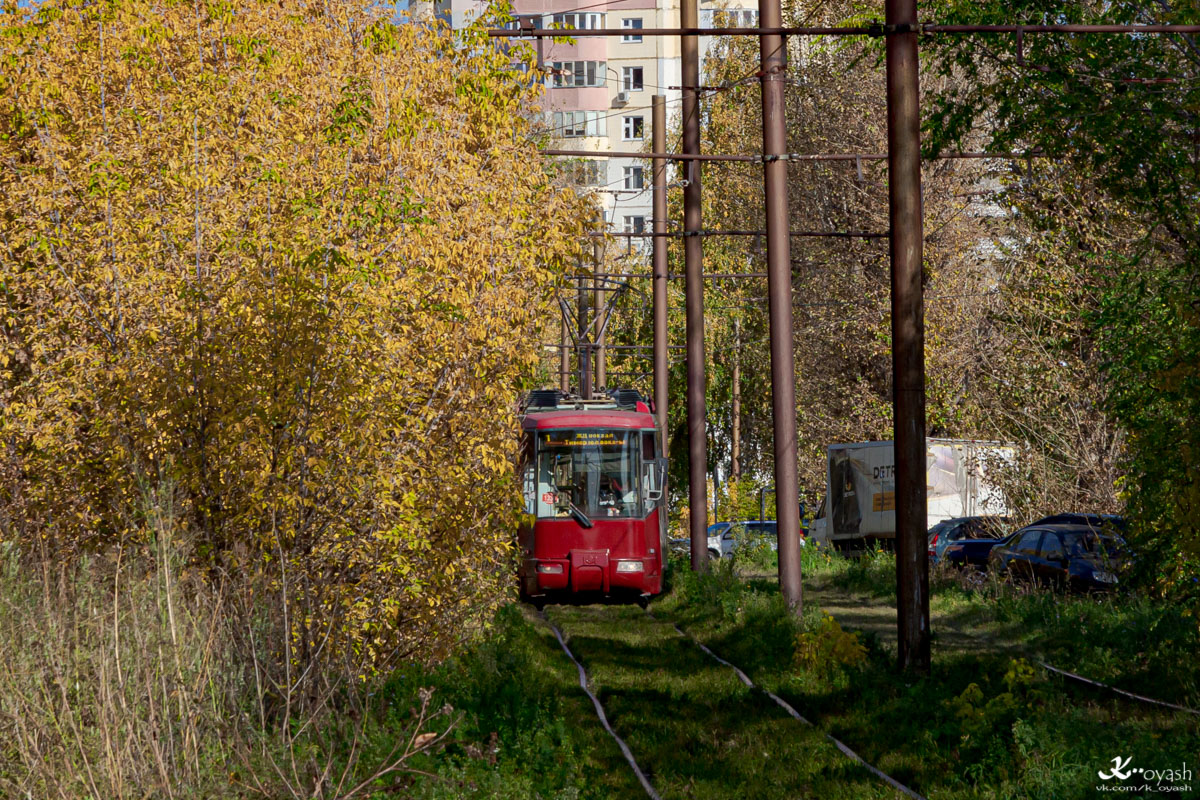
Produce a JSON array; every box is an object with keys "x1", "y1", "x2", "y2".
[{"x1": 808, "y1": 439, "x2": 1015, "y2": 548}]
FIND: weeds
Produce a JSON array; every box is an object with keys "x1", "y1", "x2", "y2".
[
  {"x1": 661, "y1": 556, "x2": 1200, "y2": 799},
  {"x1": 0, "y1": 535, "x2": 239, "y2": 797},
  {"x1": 0, "y1": 491, "x2": 449, "y2": 799},
  {"x1": 828, "y1": 545, "x2": 896, "y2": 596}
]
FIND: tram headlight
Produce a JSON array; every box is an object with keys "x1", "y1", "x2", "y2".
[
  {"x1": 537, "y1": 563, "x2": 564, "y2": 574},
  {"x1": 615, "y1": 560, "x2": 644, "y2": 573}
]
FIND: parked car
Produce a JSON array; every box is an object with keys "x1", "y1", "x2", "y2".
[
  {"x1": 927, "y1": 515, "x2": 1012, "y2": 564},
  {"x1": 942, "y1": 531, "x2": 1018, "y2": 570},
  {"x1": 670, "y1": 524, "x2": 749, "y2": 559},
  {"x1": 988, "y1": 524, "x2": 1130, "y2": 590},
  {"x1": 1028, "y1": 513, "x2": 1128, "y2": 533},
  {"x1": 667, "y1": 536, "x2": 693, "y2": 557},
  {"x1": 706, "y1": 520, "x2": 806, "y2": 560}
]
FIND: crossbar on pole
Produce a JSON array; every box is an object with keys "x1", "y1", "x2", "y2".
[
  {"x1": 542, "y1": 149, "x2": 1043, "y2": 161},
  {"x1": 489, "y1": 23, "x2": 1200, "y2": 38}
]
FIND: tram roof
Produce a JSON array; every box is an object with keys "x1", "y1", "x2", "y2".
[{"x1": 522, "y1": 409, "x2": 657, "y2": 431}]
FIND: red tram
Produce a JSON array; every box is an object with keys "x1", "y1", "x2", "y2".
[{"x1": 518, "y1": 389, "x2": 667, "y2": 604}]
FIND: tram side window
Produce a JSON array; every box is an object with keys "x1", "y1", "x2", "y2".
[
  {"x1": 521, "y1": 433, "x2": 536, "y2": 515},
  {"x1": 537, "y1": 430, "x2": 640, "y2": 519},
  {"x1": 641, "y1": 430, "x2": 660, "y2": 501}
]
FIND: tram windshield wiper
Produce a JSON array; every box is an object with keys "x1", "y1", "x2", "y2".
[{"x1": 569, "y1": 503, "x2": 594, "y2": 529}]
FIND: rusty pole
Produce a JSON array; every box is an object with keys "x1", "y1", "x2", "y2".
[
  {"x1": 682, "y1": 0, "x2": 708, "y2": 571},
  {"x1": 886, "y1": 0, "x2": 930, "y2": 674},
  {"x1": 578, "y1": 271, "x2": 593, "y2": 400},
  {"x1": 759, "y1": 9, "x2": 803, "y2": 613},
  {"x1": 652, "y1": 95, "x2": 669, "y2": 442},
  {"x1": 560, "y1": 305, "x2": 570, "y2": 393},
  {"x1": 731, "y1": 316, "x2": 741, "y2": 481},
  {"x1": 594, "y1": 236, "x2": 607, "y2": 391}
]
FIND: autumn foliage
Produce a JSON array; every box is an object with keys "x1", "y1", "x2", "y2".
[{"x1": 0, "y1": 0, "x2": 587, "y2": 665}]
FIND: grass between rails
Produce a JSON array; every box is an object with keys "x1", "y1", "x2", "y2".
[
  {"x1": 382, "y1": 603, "x2": 642, "y2": 799},
  {"x1": 390, "y1": 548, "x2": 1198, "y2": 799},
  {"x1": 543, "y1": 603, "x2": 896, "y2": 799},
  {"x1": 660, "y1": 550, "x2": 1200, "y2": 799}
]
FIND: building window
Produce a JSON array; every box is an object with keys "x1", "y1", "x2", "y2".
[
  {"x1": 549, "y1": 12, "x2": 604, "y2": 30},
  {"x1": 501, "y1": 14, "x2": 540, "y2": 32},
  {"x1": 622, "y1": 116, "x2": 644, "y2": 140},
  {"x1": 549, "y1": 61, "x2": 607, "y2": 88},
  {"x1": 623, "y1": 166, "x2": 644, "y2": 190},
  {"x1": 621, "y1": 17, "x2": 643, "y2": 42},
  {"x1": 563, "y1": 160, "x2": 604, "y2": 186},
  {"x1": 706, "y1": 8, "x2": 758, "y2": 28},
  {"x1": 553, "y1": 110, "x2": 602, "y2": 138},
  {"x1": 621, "y1": 66, "x2": 644, "y2": 92},
  {"x1": 623, "y1": 215, "x2": 646, "y2": 234}
]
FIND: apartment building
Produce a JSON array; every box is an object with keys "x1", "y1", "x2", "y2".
[{"x1": 434, "y1": 0, "x2": 759, "y2": 254}]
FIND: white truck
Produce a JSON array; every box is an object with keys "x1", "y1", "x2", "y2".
[{"x1": 808, "y1": 439, "x2": 1015, "y2": 548}]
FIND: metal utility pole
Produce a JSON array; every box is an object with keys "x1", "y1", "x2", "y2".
[
  {"x1": 759, "y1": 0, "x2": 803, "y2": 613},
  {"x1": 885, "y1": 0, "x2": 930, "y2": 674},
  {"x1": 577, "y1": 271, "x2": 593, "y2": 399},
  {"x1": 731, "y1": 317, "x2": 741, "y2": 481},
  {"x1": 652, "y1": 95, "x2": 669, "y2": 442},
  {"x1": 594, "y1": 236, "x2": 607, "y2": 391},
  {"x1": 682, "y1": 0, "x2": 708, "y2": 572},
  {"x1": 560, "y1": 308, "x2": 570, "y2": 393}
]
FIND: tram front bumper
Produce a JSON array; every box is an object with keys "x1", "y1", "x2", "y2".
[{"x1": 527, "y1": 552, "x2": 658, "y2": 595}]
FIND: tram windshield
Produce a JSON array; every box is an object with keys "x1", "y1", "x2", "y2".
[{"x1": 536, "y1": 430, "x2": 641, "y2": 519}]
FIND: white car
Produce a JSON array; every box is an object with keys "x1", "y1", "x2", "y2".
[{"x1": 707, "y1": 521, "x2": 792, "y2": 560}]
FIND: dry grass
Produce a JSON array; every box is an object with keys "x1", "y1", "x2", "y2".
[
  {"x1": 0, "y1": 493, "x2": 451, "y2": 799},
  {"x1": 0, "y1": 533, "x2": 238, "y2": 798}
]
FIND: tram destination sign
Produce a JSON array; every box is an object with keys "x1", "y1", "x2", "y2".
[{"x1": 543, "y1": 431, "x2": 623, "y2": 448}]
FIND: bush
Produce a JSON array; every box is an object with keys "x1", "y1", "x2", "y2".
[
  {"x1": 831, "y1": 545, "x2": 896, "y2": 596},
  {"x1": 793, "y1": 614, "x2": 868, "y2": 673},
  {"x1": 0, "y1": 0, "x2": 588, "y2": 673}
]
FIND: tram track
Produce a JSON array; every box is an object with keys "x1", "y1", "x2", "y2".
[
  {"x1": 651, "y1": 611, "x2": 926, "y2": 800},
  {"x1": 805, "y1": 574, "x2": 1200, "y2": 724},
  {"x1": 543, "y1": 613, "x2": 663, "y2": 800},
  {"x1": 537, "y1": 594, "x2": 1200, "y2": 800},
  {"x1": 537, "y1": 603, "x2": 909, "y2": 800},
  {"x1": 532, "y1": 566, "x2": 1200, "y2": 796}
]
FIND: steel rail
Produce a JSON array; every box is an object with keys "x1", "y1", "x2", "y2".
[
  {"x1": 651, "y1": 613, "x2": 926, "y2": 800},
  {"x1": 545, "y1": 617, "x2": 661, "y2": 800},
  {"x1": 1039, "y1": 661, "x2": 1200, "y2": 716}
]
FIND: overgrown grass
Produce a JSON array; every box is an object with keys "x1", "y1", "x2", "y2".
[
  {"x1": 659, "y1": 555, "x2": 1200, "y2": 799},
  {"x1": 0, "y1": 543, "x2": 238, "y2": 797},
  {"x1": 24, "y1": 529, "x2": 1185, "y2": 799},
  {"x1": 388, "y1": 604, "x2": 641, "y2": 799},
  {"x1": 542, "y1": 600, "x2": 894, "y2": 798},
  {"x1": 807, "y1": 547, "x2": 1200, "y2": 707},
  {"x1": 0, "y1": 522, "x2": 453, "y2": 799}
]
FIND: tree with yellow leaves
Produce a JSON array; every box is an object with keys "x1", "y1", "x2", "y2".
[{"x1": 0, "y1": 0, "x2": 589, "y2": 673}]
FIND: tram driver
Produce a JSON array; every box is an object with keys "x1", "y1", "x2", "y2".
[{"x1": 598, "y1": 474, "x2": 636, "y2": 516}]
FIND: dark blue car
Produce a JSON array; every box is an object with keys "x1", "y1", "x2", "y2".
[
  {"x1": 928, "y1": 515, "x2": 1012, "y2": 564},
  {"x1": 987, "y1": 524, "x2": 1129, "y2": 591}
]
